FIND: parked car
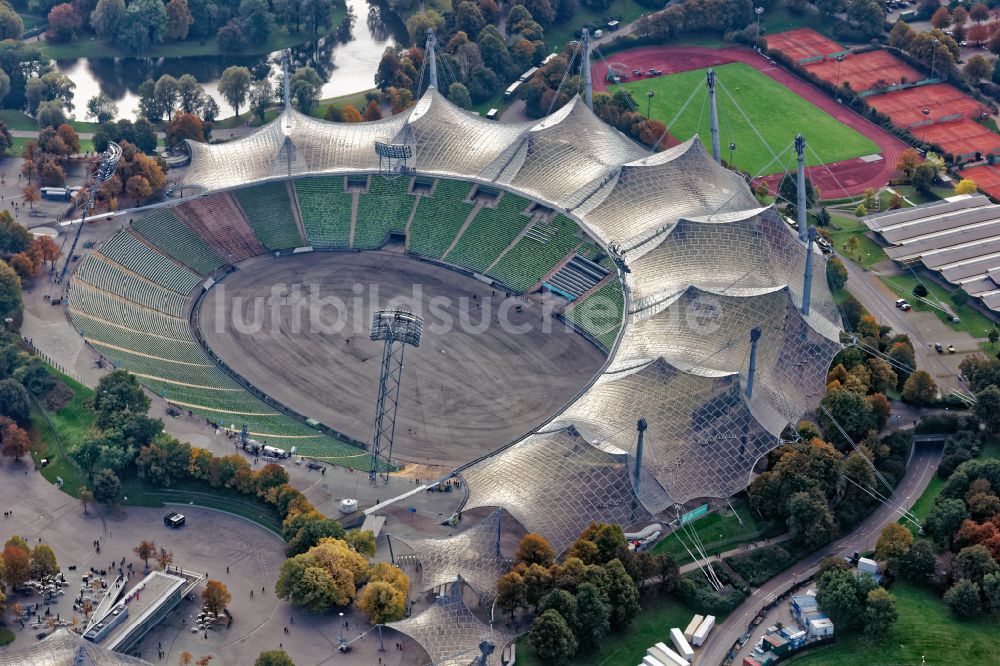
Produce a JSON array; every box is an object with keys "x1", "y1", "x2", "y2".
[
  {"x1": 895, "y1": 298, "x2": 911, "y2": 311},
  {"x1": 935, "y1": 342, "x2": 944, "y2": 353},
  {"x1": 164, "y1": 512, "x2": 186, "y2": 528},
  {"x1": 948, "y1": 344, "x2": 956, "y2": 353},
  {"x1": 632, "y1": 69, "x2": 644, "y2": 77}
]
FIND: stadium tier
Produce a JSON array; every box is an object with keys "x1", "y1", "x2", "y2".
[
  {"x1": 73, "y1": 254, "x2": 188, "y2": 317},
  {"x1": 295, "y1": 176, "x2": 354, "y2": 249},
  {"x1": 98, "y1": 232, "x2": 202, "y2": 294},
  {"x1": 132, "y1": 209, "x2": 226, "y2": 276},
  {"x1": 173, "y1": 193, "x2": 264, "y2": 263},
  {"x1": 486, "y1": 214, "x2": 582, "y2": 292},
  {"x1": 353, "y1": 176, "x2": 414, "y2": 250},
  {"x1": 232, "y1": 181, "x2": 304, "y2": 250},
  {"x1": 562, "y1": 279, "x2": 625, "y2": 350},
  {"x1": 407, "y1": 179, "x2": 475, "y2": 258},
  {"x1": 444, "y1": 190, "x2": 533, "y2": 273}
]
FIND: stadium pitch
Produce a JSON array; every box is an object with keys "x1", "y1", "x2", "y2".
[
  {"x1": 198, "y1": 251, "x2": 606, "y2": 468},
  {"x1": 613, "y1": 62, "x2": 879, "y2": 177}
]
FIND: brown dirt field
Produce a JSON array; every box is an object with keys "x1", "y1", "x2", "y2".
[{"x1": 198, "y1": 251, "x2": 607, "y2": 469}]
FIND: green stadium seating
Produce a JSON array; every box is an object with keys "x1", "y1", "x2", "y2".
[
  {"x1": 70, "y1": 312, "x2": 205, "y2": 364},
  {"x1": 445, "y1": 192, "x2": 533, "y2": 273},
  {"x1": 487, "y1": 214, "x2": 581, "y2": 292},
  {"x1": 562, "y1": 279, "x2": 625, "y2": 350},
  {"x1": 295, "y1": 177, "x2": 353, "y2": 249},
  {"x1": 353, "y1": 177, "x2": 414, "y2": 250},
  {"x1": 98, "y1": 232, "x2": 201, "y2": 294},
  {"x1": 133, "y1": 209, "x2": 226, "y2": 275},
  {"x1": 68, "y1": 282, "x2": 191, "y2": 339},
  {"x1": 408, "y1": 179, "x2": 475, "y2": 258},
  {"x1": 233, "y1": 182, "x2": 303, "y2": 250},
  {"x1": 73, "y1": 255, "x2": 188, "y2": 316}
]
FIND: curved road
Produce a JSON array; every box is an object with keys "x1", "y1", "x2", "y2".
[{"x1": 698, "y1": 441, "x2": 942, "y2": 665}]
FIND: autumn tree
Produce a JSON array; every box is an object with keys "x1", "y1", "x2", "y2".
[
  {"x1": 21, "y1": 185, "x2": 39, "y2": 209},
  {"x1": 896, "y1": 148, "x2": 921, "y2": 181},
  {"x1": 516, "y1": 533, "x2": 555, "y2": 567},
  {"x1": 157, "y1": 547, "x2": 174, "y2": 570},
  {"x1": 255, "y1": 651, "x2": 294, "y2": 666},
  {"x1": 134, "y1": 540, "x2": 156, "y2": 570},
  {"x1": 165, "y1": 0, "x2": 193, "y2": 40},
  {"x1": 356, "y1": 580, "x2": 405, "y2": 623},
  {"x1": 902, "y1": 370, "x2": 938, "y2": 405},
  {"x1": 2, "y1": 543, "x2": 29, "y2": 589},
  {"x1": 496, "y1": 571, "x2": 525, "y2": 619},
  {"x1": 164, "y1": 112, "x2": 205, "y2": 148},
  {"x1": 79, "y1": 488, "x2": 93, "y2": 514},
  {"x1": 0, "y1": 418, "x2": 30, "y2": 459},
  {"x1": 46, "y1": 3, "x2": 82, "y2": 43},
  {"x1": 875, "y1": 522, "x2": 913, "y2": 573},
  {"x1": 30, "y1": 543, "x2": 58, "y2": 578},
  {"x1": 955, "y1": 177, "x2": 978, "y2": 195},
  {"x1": 340, "y1": 105, "x2": 362, "y2": 122},
  {"x1": 8, "y1": 253, "x2": 34, "y2": 280},
  {"x1": 931, "y1": 6, "x2": 951, "y2": 28},
  {"x1": 203, "y1": 580, "x2": 231, "y2": 615}
]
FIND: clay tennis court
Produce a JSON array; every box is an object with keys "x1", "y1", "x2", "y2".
[
  {"x1": 866, "y1": 83, "x2": 989, "y2": 127},
  {"x1": 960, "y1": 164, "x2": 1000, "y2": 199},
  {"x1": 804, "y1": 50, "x2": 923, "y2": 93},
  {"x1": 920, "y1": 118, "x2": 1000, "y2": 159},
  {"x1": 764, "y1": 28, "x2": 843, "y2": 62}
]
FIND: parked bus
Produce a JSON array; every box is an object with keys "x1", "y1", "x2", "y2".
[
  {"x1": 518, "y1": 66, "x2": 539, "y2": 82},
  {"x1": 503, "y1": 80, "x2": 522, "y2": 101}
]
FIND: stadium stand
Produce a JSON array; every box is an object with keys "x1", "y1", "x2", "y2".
[
  {"x1": 98, "y1": 232, "x2": 202, "y2": 294},
  {"x1": 294, "y1": 176, "x2": 353, "y2": 249},
  {"x1": 562, "y1": 279, "x2": 625, "y2": 350},
  {"x1": 445, "y1": 191, "x2": 533, "y2": 273},
  {"x1": 408, "y1": 179, "x2": 475, "y2": 258},
  {"x1": 487, "y1": 214, "x2": 582, "y2": 292},
  {"x1": 68, "y1": 282, "x2": 192, "y2": 341},
  {"x1": 173, "y1": 193, "x2": 264, "y2": 263},
  {"x1": 70, "y1": 312, "x2": 207, "y2": 365},
  {"x1": 132, "y1": 209, "x2": 226, "y2": 276},
  {"x1": 545, "y1": 255, "x2": 609, "y2": 300},
  {"x1": 73, "y1": 254, "x2": 188, "y2": 316},
  {"x1": 354, "y1": 176, "x2": 415, "y2": 250},
  {"x1": 232, "y1": 182, "x2": 304, "y2": 250}
]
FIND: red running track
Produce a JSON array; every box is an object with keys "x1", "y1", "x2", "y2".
[{"x1": 594, "y1": 46, "x2": 908, "y2": 198}]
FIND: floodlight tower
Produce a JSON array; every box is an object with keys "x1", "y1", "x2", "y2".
[
  {"x1": 583, "y1": 29, "x2": 593, "y2": 110},
  {"x1": 707, "y1": 69, "x2": 722, "y2": 163},
  {"x1": 426, "y1": 29, "x2": 438, "y2": 90},
  {"x1": 368, "y1": 310, "x2": 423, "y2": 485},
  {"x1": 796, "y1": 134, "x2": 808, "y2": 242},
  {"x1": 57, "y1": 141, "x2": 121, "y2": 285}
]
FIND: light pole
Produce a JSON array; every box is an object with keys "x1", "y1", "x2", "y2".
[
  {"x1": 338, "y1": 612, "x2": 345, "y2": 649},
  {"x1": 835, "y1": 54, "x2": 845, "y2": 103},
  {"x1": 646, "y1": 90, "x2": 654, "y2": 118},
  {"x1": 754, "y1": 7, "x2": 764, "y2": 51},
  {"x1": 729, "y1": 141, "x2": 736, "y2": 168},
  {"x1": 930, "y1": 38, "x2": 940, "y2": 80},
  {"x1": 922, "y1": 106, "x2": 931, "y2": 144}
]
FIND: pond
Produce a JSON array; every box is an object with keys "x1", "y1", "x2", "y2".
[{"x1": 56, "y1": 0, "x2": 404, "y2": 121}]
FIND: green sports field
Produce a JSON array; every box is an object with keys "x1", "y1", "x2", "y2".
[{"x1": 612, "y1": 62, "x2": 879, "y2": 177}]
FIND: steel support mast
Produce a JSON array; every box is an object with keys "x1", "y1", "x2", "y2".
[
  {"x1": 426, "y1": 29, "x2": 438, "y2": 90},
  {"x1": 707, "y1": 69, "x2": 721, "y2": 163},
  {"x1": 796, "y1": 134, "x2": 808, "y2": 242},
  {"x1": 583, "y1": 29, "x2": 593, "y2": 110},
  {"x1": 369, "y1": 310, "x2": 423, "y2": 485}
]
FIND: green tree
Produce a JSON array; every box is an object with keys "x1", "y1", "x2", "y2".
[
  {"x1": 819, "y1": 387, "x2": 876, "y2": 450},
  {"x1": 975, "y1": 385, "x2": 1000, "y2": 433},
  {"x1": 523, "y1": 563, "x2": 553, "y2": 611},
  {"x1": 864, "y1": 587, "x2": 898, "y2": 640},
  {"x1": 0, "y1": 260, "x2": 21, "y2": 322},
  {"x1": 29, "y1": 543, "x2": 58, "y2": 578},
  {"x1": 405, "y1": 10, "x2": 445, "y2": 45},
  {"x1": 574, "y1": 582, "x2": 610, "y2": 647},
  {"x1": 254, "y1": 651, "x2": 295, "y2": 666},
  {"x1": 603, "y1": 558, "x2": 640, "y2": 629},
  {"x1": 875, "y1": 523, "x2": 912, "y2": 573},
  {"x1": 118, "y1": 0, "x2": 168, "y2": 54},
  {"x1": 238, "y1": 0, "x2": 274, "y2": 43},
  {"x1": 249, "y1": 78, "x2": 273, "y2": 123},
  {"x1": 92, "y1": 468, "x2": 123, "y2": 506},
  {"x1": 0, "y1": 7, "x2": 23, "y2": 40},
  {"x1": 290, "y1": 67, "x2": 323, "y2": 114},
  {"x1": 540, "y1": 589, "x2": 577, "y2": 631},
  {"x1": 902, "y1": 370, "x2": 938, "y2": 406},
  {"x1": 981, "y1": 571, "x2": 1000, "y2": 616},
  {"x1": 817, "y1": 566, "x2": 877, "y2": 631},
  {"x1": 86, "y1": 93, "x2": 118, "y2": 123},
  {"x1": 925, "y1": 497, "x2": 969, "y2": 548},
  {"x1": 944, "y1": 578, "x2": 982, "y2": 617},
  {"x1": 847, "y1": 0, "x2": 886, "y2": 37},
  {"x1": 91, "y1": 0, "x2": 125, "y2": 41},
  {"x1": 447, "y1": 82, "x2": 472, "y2": 110},
  {"x1": 0, "y1": 378, "x2": 29, "y2": 426},
  {"x1": 778, "y1": 172, "x2": 817, "y2": 218},
  {"x1": 219, "y1": 66, "x2": 252, "y2": 116},
  {"x1": 899, "y1": 538, "x2": 937, "y2": 581},
  {"x1": 153, "y1": 74, "x2": 179, "y2": 120},
  {"x1": 344, "y1": 529, "x2": 375, "y2": 558},
  {"x1": 94, "y1": 370, "x2": 150, "y2": 430},
  {"x1": 826, "y1": 256, "x2": 848, "y2": 291},
  {"x1": 788, "y1": 489, "x2": 838, "y2": 550},
  {"x1": 528, "y1": 609, "x2": 577, "y2": 665},
  {"x1": 913, "y1": 163, "x2": 936, "y2": 193},
  {"x1": 954, "y1": 544, "x2": 1000, "y2": 585}
]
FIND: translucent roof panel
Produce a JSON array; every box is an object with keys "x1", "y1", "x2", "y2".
[
  {"x1": 181, "y1": 119, "x2": 286, "y2": 191},
  {"x1": 397, "y1": 510, "x2": 511, "y2": 602},
  {"x1": 578, "y1": 137, "x2": 758, "y2": 248},
  {"x1": 461, "y1": 428, "x2": 654, "y2": 553},
  {"x1": 388, "y1": 584, "x2": 515, "y2": 666},
  {"x1": 288, "y1": 109, "x2": 408, "y2": 174},
  {"x1": 492, "y1": 97, "x2": 647, "y2": 209},
  {"x1": 552, "y1": 357, "x2": 778, "y2": 508},
  {"x1": 401, "y1": 88, "x2": 535, "y2": 177},
  {"x1": 0, "y1": 629, "x2": 151, "y2": 666}
]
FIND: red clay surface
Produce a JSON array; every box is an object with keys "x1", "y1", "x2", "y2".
[
  {"x1": 764, "y1": 28, "x2": 844, "y2": 62},
  {"x1": 961, "y1": 164, "x2": 1000, "y2": 199},
  {"x1": 804, "y1": 50, "x2": 923, "y2": 93},
  {"x1": 920, "y1": 118, "x2": 1000, "y2": 159},
  {"x1": 866, "y1": 83, "x2": 989, "y2": 127},
  {"x1": 592, "y1": 45, "x2": 908, "y2": 198}
]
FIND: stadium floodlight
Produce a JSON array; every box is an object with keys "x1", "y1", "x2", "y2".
[
  {"x1": 368, "y1": 310, "x2": 423, "y2": 485},
  {"x1": 374, "y1": 142, "x2": 413, "y2": 160},
  {"x1": 58, "y1": 141, "x2": 122, "y2": 285}
]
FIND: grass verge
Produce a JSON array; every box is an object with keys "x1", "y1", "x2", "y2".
[
  {"x1": 826, "y1": 213, "x2": 888, "y2": 270},
  {"x1": 29, "y1": 374, "x2": 95, "y2": 498},
  {"x1": 880, "y1": 272, "x2": 996, "y2": 341},
  {"x1": 613, "y1": 62, "x2": 878, "y2": 176},
  {"x1": 649, "y1": 498, "x2": 770, "y2": 564}
]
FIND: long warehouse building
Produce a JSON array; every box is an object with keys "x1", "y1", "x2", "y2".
[{"x1": 864, "y1": 194, "x2": 1000, "y2": 312}]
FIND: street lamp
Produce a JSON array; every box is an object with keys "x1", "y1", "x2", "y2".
[
  {"x1": 921, "y1": 106, "x2": 931, "y2": 144},
  {"x1": 729, "y1": 141, "x2": 736, "y2": 168},
  {"x1": 754, "y1": 7, "x2": 764, "y2": 51},
  {"x1": 835, "y1": 54, "x2": 845, "y2": 103},
  {"x1": 930, "y1": 38, "x2": 940, "y2": 80},
  {"x1": 338, "y1": 612, "x2": 345, "y2": 648},
  {"x1": 646, "y1": 90, "x2": 654, "y2": 118}
]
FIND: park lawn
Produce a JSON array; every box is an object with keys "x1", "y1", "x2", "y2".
[
  {"x1": 516, "y1": 594, "x2": 703, "y2": 666},
  {"x1": 545, "y1": 0, "x2": 649, "y2": 51},
  {"x1": 892, "y1": 184, "x2": 953, "y2": 205},
  {"x1": 880, "y1": 272, "x2": 996, "y2": 341},
  {"x1": 29, "y1": 374, "x2": 96, "y2": 498},
  {"x1": 0, "y1": 109, "x2": 100, "y2": 133},
  {"x1": 788, "y1": 582, "x2": 997, "y2": 666},
  {"x1": 613, "y1": 63, "x2": 878, "y2": 177},
  {"x1": 649, "y1": 498, "x2": 769, "y2": 564},
  {"x1": 9, "y1": 136, "x2": 94, "y2": 155},
  {"x1": 38, "y1": 9, "x2": 346, "y2": 59},
  {"x1": 827, "y1": 213, "x2": 888, "y2": 270}
]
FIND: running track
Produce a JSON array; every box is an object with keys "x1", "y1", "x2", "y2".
[{"x1": 594, "y1": 46, "x2": 908, "y2": 198}]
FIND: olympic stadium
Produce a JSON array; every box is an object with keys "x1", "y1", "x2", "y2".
[{"x1": 62, "y1": 87, "x2": 844, "y2": 662}]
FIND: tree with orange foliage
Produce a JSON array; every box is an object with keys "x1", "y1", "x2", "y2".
[
  {"x1": 21, "y1": 185, "x2": 39, "y2": 209},
  {"x1": 516, "y1": 533, "x2": 555, "y2": 567},
  {"x1": 125, "y1": 175, "x2": 152, "y2": 203},
  {"x1": 633, "y1": 119, "x2": 670, "y2": 150},
  {"x1": 165, "y1": 112, "x2": 206, "y2": 148},
  {"x1": 341, "y1": 105, "x2": 363, "y2": 123},
  {"x1": 0, "y1": 417, "x2": 29, "y2": 459},
  {"x1": 363, "y1": 100, "x2": 382, "y2": 121},
  {"x1": 56, "y1": 124, "x2": 80, "y2": 154},
  {"x1": 8, "y1": 253, "x2": 35, "y2": 279},
  {"x1": 202, "y1": 579, "x2": 231, "y2": 615},
  {"x1": 29, "y1": 236, "x2": 60, "y2": 270}
]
